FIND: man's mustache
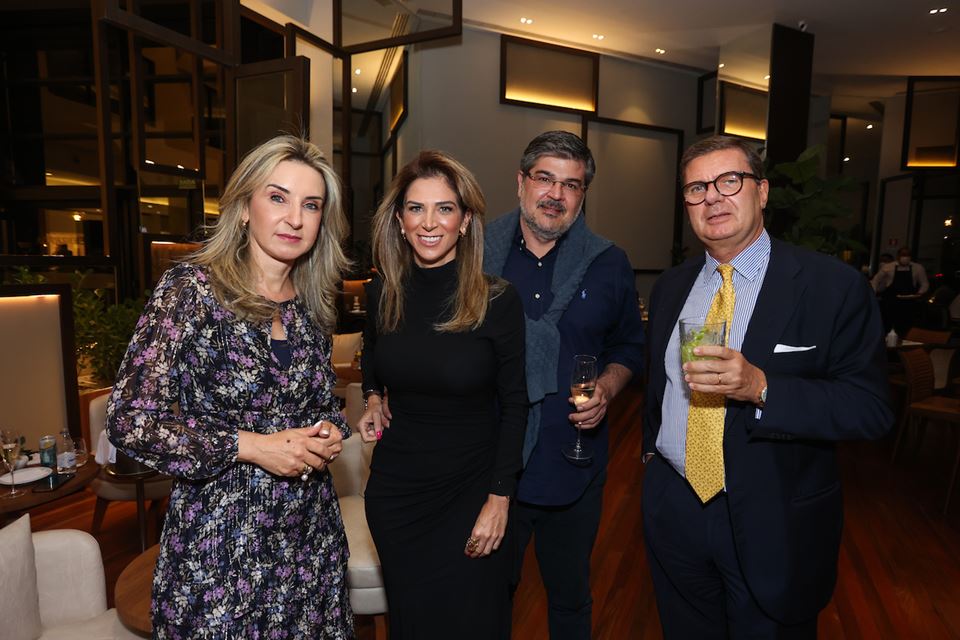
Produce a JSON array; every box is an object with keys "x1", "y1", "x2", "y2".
[{"x1": 537, "y1": 197, "x2": 566, "y2": 213}]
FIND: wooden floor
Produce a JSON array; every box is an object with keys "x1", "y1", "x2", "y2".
[{"x1": 27, "y1": 381, "x2": 960, "y2": 638}]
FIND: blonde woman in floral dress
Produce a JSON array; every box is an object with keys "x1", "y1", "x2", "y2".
[{"x1": 108, "y1": 135, "x2": 354, "y2": 639}]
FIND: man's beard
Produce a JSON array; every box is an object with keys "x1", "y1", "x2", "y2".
[{"x1": 520, "y1": 197, "x2": 579, "y2": 243}]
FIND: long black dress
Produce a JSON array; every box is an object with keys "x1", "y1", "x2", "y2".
[{"x1": 362, "y1": 261, "x2": 527, "y2": 639}]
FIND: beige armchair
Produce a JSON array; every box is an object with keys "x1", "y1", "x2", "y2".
[
  {"x1": 329, "y1": 384, "x2": 387, "y2": 616},
  {"x1": 88, "y1": 392, "x2": 173, "y2": 536},
  {"x1": 0, "y1": 515, "x2": 142, "y2": 639}
]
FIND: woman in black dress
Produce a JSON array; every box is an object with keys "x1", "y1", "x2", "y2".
[{"x1": 358, "y1": 150, "x2": 527, "y2": 638}]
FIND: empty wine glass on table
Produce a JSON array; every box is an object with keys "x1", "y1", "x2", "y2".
[
  {"x1": 74, "y1": 437, "x2": 89, "y2": 467},
  {"x1": 562, "y1": 355, "x2": 598, "y2": 465},
  {"x1": 1, "y1": 428, "x2": 26, "y2": 499}
]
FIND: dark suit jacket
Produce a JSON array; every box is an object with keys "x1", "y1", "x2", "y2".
[{"x1": 643, "y1": 238, "x2": 893, "y2": 624}]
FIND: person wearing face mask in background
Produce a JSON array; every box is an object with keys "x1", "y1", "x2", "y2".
[{"x1": 871, "y1": 246, "x2": 929, "y2": 336}]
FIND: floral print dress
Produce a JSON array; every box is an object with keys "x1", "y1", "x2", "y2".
[{"x1": 107, "y1": 263, "x2": 354, "y2": 639}]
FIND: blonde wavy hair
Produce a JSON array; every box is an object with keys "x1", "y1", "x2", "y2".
[
  {"x1": 190, "y1": 135, "x2": 350, "y2": 331},
  {"x1": 371, "y1": 150, "x2": 504, "y2": 333}
]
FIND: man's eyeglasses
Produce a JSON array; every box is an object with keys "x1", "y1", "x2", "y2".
[
  {"x1": 681, "y1": 171, "x2": 760, "y2": 205},
  {"x1": 523, "y1": 172, "x2": 586, "y2": 195}
]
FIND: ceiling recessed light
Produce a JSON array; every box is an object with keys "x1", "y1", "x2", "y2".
[
  {"x1": 930, "y1": 8, "x2": 938, "y2": 13},
  {"x1": 145, "y1": 159, "x2": 155, "y2": 165},
  {"x1": 939, "y1": 7, "x2": 948, "y2": 12},
  {"x1": 764, "y1": 74, "x2": 771, "y2": 80},
  {"x1": 592, "y1": 34, "x2": 605, "y2": 40},
  {"x1": 655, "y1": 48, "x2": 666, "y2": 55},
  {"x1": 843, "y1": 156, "x2": 851, "y2": 162},
  {"x1": 45, "y1": 171, "x2": 53, "y2": 176},
  {"x1": 867, "y1": 124, "x2": 874, "y2": 130},
  {"x1": 718, "y1": 63, "x2": 725, "y2": 69},
  {"x1": 351, "y1": 87, "x2": 358, "y2": 93},
  {"x1": 72, "y1": 214, "x2": 82, "y2": 221},
  {"x1": 520, "y1": 17, "x2": 533, "y2": 24},
  {"x1": 354, "y1": 68, "x2": 361, "y2": 75}
]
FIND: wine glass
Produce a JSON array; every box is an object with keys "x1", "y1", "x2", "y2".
[
  {"x1": 562, "y1": 355, "x2": 597, "y2": 465},
  {"x1": 1, "y1": 429, "x2": 26, "y2": 499},
  {"x1": 75, "y1": 437, "x2": 89, "y2": 467}
]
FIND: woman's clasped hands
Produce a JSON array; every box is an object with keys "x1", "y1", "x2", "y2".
[{"x1": 238, "y1": 422, "x2": 343, "y2": 478}]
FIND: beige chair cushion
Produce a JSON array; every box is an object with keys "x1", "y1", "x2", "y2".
[
  {"x1": 329, "y1": 431, "x2": 372, "y2": 498},
  {"x1": 33, "y1": 529, "x2": 107, "y2": 628},
  {"x1": 339, "y1": 494, "x2": 387, "y2": 616},
  {"x1": 38, "y1": 609, "x2": 143, "y2": 640},
  {"x1": 0, "y1": 514, "x2": 42, "y2": 640},
  {"x1": 332, "y1": 332, "x2": 362, "y2": 367}
]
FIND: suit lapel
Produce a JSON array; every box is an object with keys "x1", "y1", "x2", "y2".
[
  {"x1": 740, "y1": 239, "x2": 805, "y2": 372},
  {"x1": 652, "y1": 257, "x2": 704, "y2": 400}
]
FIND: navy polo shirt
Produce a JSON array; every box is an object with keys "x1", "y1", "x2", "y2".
[{"x1": 502, "y1": 225, "x2": 645, "y2": 506}]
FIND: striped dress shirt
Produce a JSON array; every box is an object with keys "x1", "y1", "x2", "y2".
[{"x1": 656, "y1": 229, "x2": 772, "y2": 480}]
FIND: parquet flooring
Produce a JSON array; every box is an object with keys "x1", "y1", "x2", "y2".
[{"x1": 25, "y1": 381, "x2": 960, "y2": 638}]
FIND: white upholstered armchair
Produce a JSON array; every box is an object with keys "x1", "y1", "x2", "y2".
[{"x1": 0, "y1": 515, "x2": 142, "y2": 639}]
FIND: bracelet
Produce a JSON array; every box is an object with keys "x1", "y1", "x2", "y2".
[{"x1": 362, "y1": 389, "x2": 382, "y2": 410}]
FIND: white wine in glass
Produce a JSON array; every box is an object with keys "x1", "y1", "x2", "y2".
[
  {"x1": 562, "y1": 355, "x2": 598, "y2": 464},
  {"x1": 1, "y1": 429, "x2": 26, "y2": 499}
]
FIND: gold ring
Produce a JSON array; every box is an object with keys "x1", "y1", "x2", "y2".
[
  {"x1": 466, "y1": 536, "x2": 479, "y2": 552},
  {"x1": 717, "y1": 373, "x2": 722, "y2": 385}
]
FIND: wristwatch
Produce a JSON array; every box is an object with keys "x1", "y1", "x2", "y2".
[{"x1": 758, "y1": 385, "x2": 768, "y2": 407}]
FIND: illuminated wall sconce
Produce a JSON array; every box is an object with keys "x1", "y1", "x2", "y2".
[
  {"x1": 500, "y1": 35, "x2": 598, "y2": 114},
  {"x1": 718, "y1": 81, "x2": 768, "y2": 141},
  {"x1": 901, "y1": 76, "x2": 960, "y2": 170}
]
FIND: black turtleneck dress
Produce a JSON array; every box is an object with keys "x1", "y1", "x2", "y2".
[{"x1": 361, "y1": 261, "x2": 527, "y2": 639}]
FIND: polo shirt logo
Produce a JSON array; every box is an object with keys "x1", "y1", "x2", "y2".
[{"x1": 580, "y1": 289, "x2": 588, "y2": 299}]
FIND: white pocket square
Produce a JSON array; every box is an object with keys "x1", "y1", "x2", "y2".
[{"x1": 774, "y1": 343, "x2": 817, "y2": 353}]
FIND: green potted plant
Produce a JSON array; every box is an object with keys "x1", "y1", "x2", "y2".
[{"x1": 765, "y1": 145, "x2": 866, "y2": 259}]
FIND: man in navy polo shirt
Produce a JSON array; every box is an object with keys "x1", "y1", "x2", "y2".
[{"x1": 484, "y1": 130, "x2": 644, "y2": 639}]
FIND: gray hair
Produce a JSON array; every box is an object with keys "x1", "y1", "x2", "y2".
[{"x1": 520, "y1": 130, "x2": 596, "y2": 186}]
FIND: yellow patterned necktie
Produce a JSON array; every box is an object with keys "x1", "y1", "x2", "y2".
[{"x1": 685, "y1": 264, "x2": 735, "y2": 503}]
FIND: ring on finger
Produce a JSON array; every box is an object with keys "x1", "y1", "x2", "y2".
[
  {"x1": 717, "y1": 373, "x2": 722, "y2": 385},
  {"x1": 465, "y1": 536, "x2": 480, "y2": 553},
  {"x1": 300, "y1": 464, "x2": 313, "y2": 481}
]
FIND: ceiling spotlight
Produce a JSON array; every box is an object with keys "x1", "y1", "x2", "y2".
[
  {"x1": 718, "y1": 63, "x2": 725, "y2": 69},
  {"x1": 655, "y1": 48, "x2": 666, "y2": 55},
  {"x1": 843, "y1": 156, "x2": 851, "y2": 162},
  {"x1": 939, "y1": 7, "x2": 948, "y2": 12},
  {"x1": 145, "y1": 159, "x2": 155, "y2": 165},
  {"x1": 946, "y1": 218, "x2": 954, "y2": 227},
  {"x1": 351, "y1": 87, "x2": 358, "y2": 93},
  {"x1": 764, "y1": 74, "x2": 771, "y2": 80},
  {"x1": 520, "y1": 17, "x2": 533, "y2": 24},
  {"x1": 867, "y1": 124, "x2": 874, "y2": 130},
  {"x1": 72, "y1": 214, "x2": 82, "y2": 221},
  {"x1": 930, "y1": 8, "x2": 938, "y2": 13},
  {"x1": 592, "y1": 34, "x2": 605, "y2": 40},
  {"x1": 176, "y1": 164, "x2": 184, "y2": 170},
  {"x1": 45, "y1": 171, "x2": 53, "y2": 176},
  {"x1": 354, "y1": 68, "x2": 361, "y2": 75}
]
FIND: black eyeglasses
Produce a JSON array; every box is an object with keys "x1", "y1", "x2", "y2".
[
  {"x1": 523, "y1": 172, "x2": 586, "y2": 195},
  {"x1": 681, "y1": 171, "x2": 760, "y2": 205}
]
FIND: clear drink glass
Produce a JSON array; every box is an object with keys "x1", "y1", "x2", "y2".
[
  {"x1": 679, "y1": 319, "x2": 726, "y2": 366},
  {"x1": 1, "y1": 429, "x2": 26, "y2": 499},
  {"x1": 562, "y1": 355, "x2": 598, "y2": 465}
]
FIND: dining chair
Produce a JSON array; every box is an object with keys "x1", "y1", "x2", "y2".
[
  {"x1": 894, "y1": 347, "x2": 960, "y2": 514},
  {"x1": 88, "y1": 392, "x2": 172, "y2": 537}
]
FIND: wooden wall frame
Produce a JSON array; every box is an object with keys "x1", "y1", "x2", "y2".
[
  {"x1": 901, "y1": 75, "x2": 960, "y2": 171},
  {"x1": 500, "y1": 35, "x2": 599, "y2": 116}
]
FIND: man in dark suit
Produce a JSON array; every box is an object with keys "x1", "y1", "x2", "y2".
[{"x1": 642, "y1": 135, "x2": 893, "y2": 637}]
